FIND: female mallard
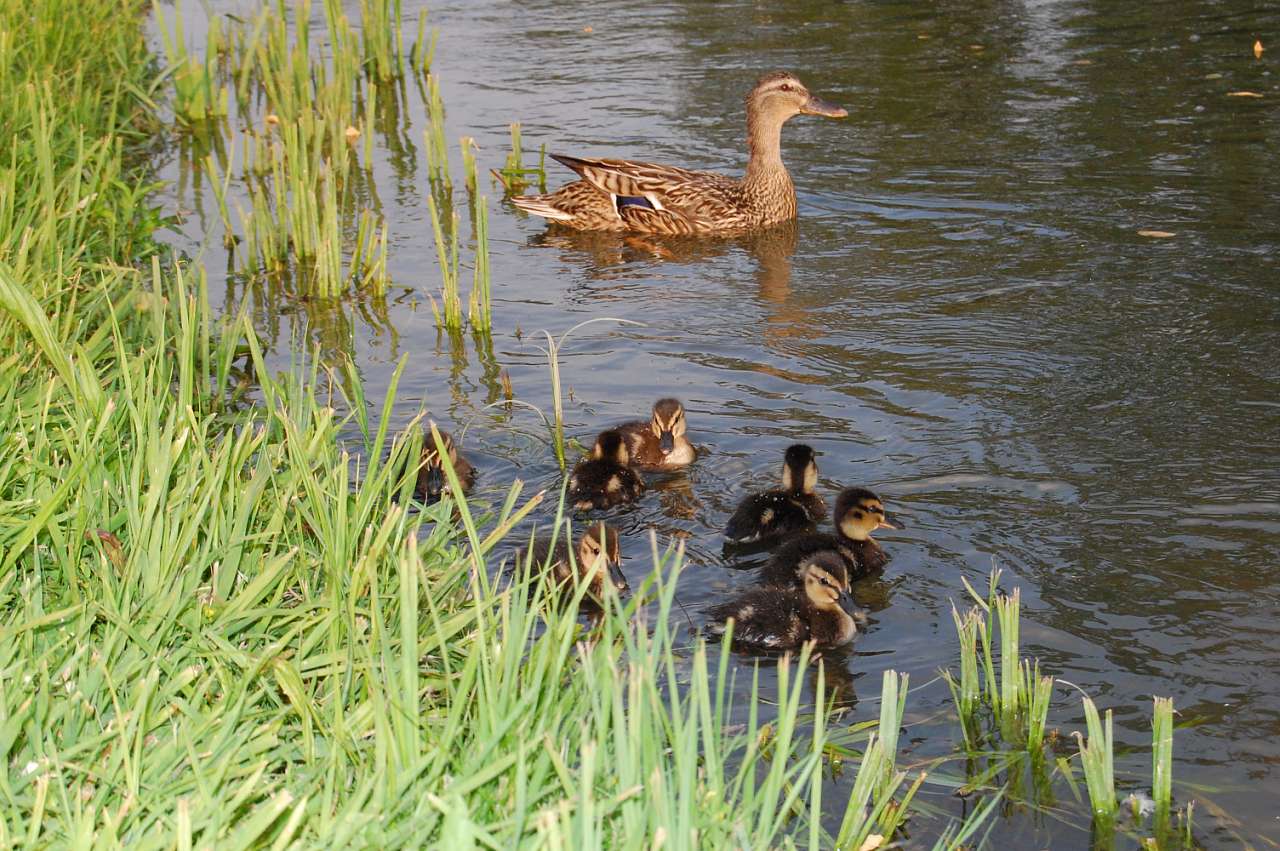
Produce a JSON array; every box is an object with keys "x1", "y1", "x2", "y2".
[
  {"x1": 511, "y1": 72, "x2": 847, "y2": 235},
  {"x1": 616, "y1": 398, "x2": 695, "y2": 470},
  {"x1": 724, "y1": 444, "x2": 826, "y2": 545},
  {"x1": 706, "y1": 552, "x2": 861, "y2": 651},
  {"x1": 760, "y1": 487, "x2": 903, "y2": 590},
  {"x1": 567, "y1": 429, "x2": 646, "y2": 511}
]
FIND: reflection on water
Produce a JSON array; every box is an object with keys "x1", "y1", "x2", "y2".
[{"x1": 156, "y1": 0, "x2": 1280, "y2": 844}]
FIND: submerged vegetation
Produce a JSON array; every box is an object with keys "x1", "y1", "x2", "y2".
[{"x1": 0, "y1": 0, "x2": 1230, "y2": 846}]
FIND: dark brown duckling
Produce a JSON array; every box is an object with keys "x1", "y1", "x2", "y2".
[
  {"x1": 415, "y1": 427, "x2": 476, "y2": 503},
  {"x1": 760, "y1": 487, "x2": 903, "y2": 590},
  {"x1": 516, "y1": 522, "x2": 628, "y2": 599},
  {"x1": 706, "y1": 553, "x2": 860, "y2": 651},
  {"x1": 724, "y1": 444, "x2": 826, "y2": 545},
  {"x1": 616, "y1": 398, "x2": 695, "y2": 470},
  {"x1": 567, "y1": 429, "x2": 646, "y2": 510}
]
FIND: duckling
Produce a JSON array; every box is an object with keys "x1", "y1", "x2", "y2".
[
  {"x1": 414, "y1": 428, "x2": 476, "y2": 503},
  {"x1": 706, "y1": 553, "x2": 860, "y2": 651},
  {"x1": 516, "y1": 522, "x2": 628, "y2": 599},
  {"x1": 566, "y1": 429, "x2": 646, "y2": 510},
  {"x1": 724, "y1": 444, "x2": 826, "y2": 545},
  {"x1": 616, "y1": 398, "x2": 695, "y2": 470},
  {"x1": 760, "y1": 487, "x2": 903, "y2": 589}
]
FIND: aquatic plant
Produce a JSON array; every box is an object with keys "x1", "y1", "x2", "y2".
[
  {"x1": 1151, "y1": 696, "x2": 1175, "y2": 836},
  {"x1": 497, "y1": 121, "x2": 547, "y2": 193},
  {"x1": 535, "y1": 318, "x2": 643, "y2": 470},
  {"x1": 426, "y1": 192, "x2": 463, "y2": 329},
  {"x1": 1076, "y1": 696, "x2": 1118, "y2": 822},
  {"x1": 469, "y1": 196, "x2": 492, "y2": 333},
  {"x1": 152, "y1": 0, "x2": 229, "y2": 124}
]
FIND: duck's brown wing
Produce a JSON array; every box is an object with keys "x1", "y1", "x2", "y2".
[
  {"x1": 551, "y1": 154, "x2": 747, "y2": 231},
  {"x1": 512, "y1": 179, "x2": 625, "y2": 231}
]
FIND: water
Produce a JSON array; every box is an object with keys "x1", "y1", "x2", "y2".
[{"x1": 157, "y1": 0, "x2": 1280, "y2": 844}]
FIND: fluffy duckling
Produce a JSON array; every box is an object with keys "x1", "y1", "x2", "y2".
[
  {"x1": 567, "y1": 429, "x2": 646, "y2": 510},
  {"x1": 617, "y1": 398, "x2": 695, "y2": 470},
  {"x1": 415, "y1": 428, "x2": 476, "y2": 503},
  {"x1": 706, "y1": 553, "x2": 860, "y2": 651},
  {"x1": 760, "y1": 487, "x2": 903, "y2": 589},
  {"x1": 516, "y1": 522, "x2": 628, "y2": 599},
  {"x1": 724, "y1": 444, "x2": 826, "y2": 545}
]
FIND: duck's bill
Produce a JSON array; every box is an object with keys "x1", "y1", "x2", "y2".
[
  {"x1": 607, "y1": 561, "x2": 630, "y2": 593},
  {"x1": 659, "y1": 431, "x2": 675, "y2": 453},
  {"x1": 801, "y1": 95, "x2": 848, "y2": 118},
  {"x1": 877, "y1": 513, "x2": 904, "y2": 530},
  {"x1": 837, "y1": 590, "x2": 859, "y2": 618}
]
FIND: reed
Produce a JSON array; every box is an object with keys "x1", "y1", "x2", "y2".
[
  {"x1": 152, "y1": 0, "x2": 229, "y2": 124},
  {"x1": 423, "y1": 74, "x2": 450, "y2": 187},
  {"x1": 358, "y1": 0, "x2": 405, "y2": 81},
  {"x1": 461, "y1": 135, "x2": 479, "y2": 194},
  {"x1": 942, "y1": 605, "x2": 981, "y2": 748},
  {"x1": 498, "y1": 121, "x2": 548, "y2": 193},
  {"x1": 409, "y1": 9, "x2": 437, "y2": 78},
  {"x1": 1024, "y1": 660, "x2": 1054, "y2": 753},
  {"x1": 469, "y1": 196, "x2": 492, "y2": 333},
  {"x1": 426, "y1": 192, "x2": 462, "y2": 329},
  {"x1": 536, "y1": 318, "x2": 643, "y2": 470},
  {"x1": 1152, "y1": 696, "x2": 1174, "y2": 827},
  {"x1": 1075, "y1": 696, "x2": 1117, "y2": 822}
]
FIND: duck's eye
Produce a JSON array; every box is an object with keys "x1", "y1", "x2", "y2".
[{"x1": 780, "y1": 83, "x2": 793, "y2": 92}]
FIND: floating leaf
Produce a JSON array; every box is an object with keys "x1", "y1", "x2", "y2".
[
  {"x1": 1227, "y1": 90, "x2": 1263, "y2": 97},
  {"x1": 1254, "y1": 40, "x2": 1264, "y2": 59},
  {"x1": 1138, "y1": 230, "x2": 1176, "y2": 238},
  {"x1": 858, "y1": 836, "x2": 885, "y2": 851},
  {"x1": 344, "y1": 126, "x2": 361, "y2": 143}
]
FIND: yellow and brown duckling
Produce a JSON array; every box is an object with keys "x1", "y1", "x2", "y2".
[
  {"x1": 414, "y1": 428, "x2": 476, "y2": 503},
  {"x1": 706, "y1": 552, "x2": 861, "y2": 651},
  {"x1": 511, "y1": 72, "x2": 847, "y2": 234},
  {"x1": 724, "y1": 444, "x2": 826, "y2": 545},
  {"x1": 616, "y1": 398, "x2": 695, "y2": 470},
  {"x1": 760, "y1": 487, "x2": 903, "y2": 589},
  {"x1": 516, "y1": 522, "x2": 628, "y2": 599},
  {"x1": 567, "y1": 429, "x2": 646, "y2": 510}
]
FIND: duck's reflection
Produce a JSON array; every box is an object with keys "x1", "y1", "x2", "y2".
[{"x1": 527, "y1": 219, "x2": 798, "y2": 304}]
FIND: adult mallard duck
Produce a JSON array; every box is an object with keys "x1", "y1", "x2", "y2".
[{"x1": 511, "y1": 71, "x2": 847, "y2": 235}]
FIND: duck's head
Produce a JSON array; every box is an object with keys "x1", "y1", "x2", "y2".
[
  {"x1": 835, "y1": 487, "x2": 904, "y2": 542},
  {"x1": 578, "y1": 522, "x2": 628, "y2": 593},
  {"x1": 802, "y1": 553, "x2": 858, "y2": 618},
  {"x1": 421, "y1": 428, "x2": 461, "y2": 501},
  {"x1": 780, "y1": 444, "x2": 819, "y2": 495},
  {"x1": 591, "y1": 428, "x2": 631, "y2": 465},
  {"x1": 647, "y1": 398, "x2": 687, "y2": 454},
  {"x1": 747, "y1": 71, "x2": 848, "y2": 125}
]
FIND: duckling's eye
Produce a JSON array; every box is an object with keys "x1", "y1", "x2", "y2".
[{"x1": 779, "y1": 83, "x2": 793, "y2": 92}]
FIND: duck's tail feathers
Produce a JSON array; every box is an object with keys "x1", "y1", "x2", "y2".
[{"x1": 511, "y1": 195, "x2": 575, "y2": 222}]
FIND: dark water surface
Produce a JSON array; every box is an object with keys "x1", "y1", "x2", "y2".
[{"x1": 157, "y1": 0, "x2": 1280, "y2": 845}]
